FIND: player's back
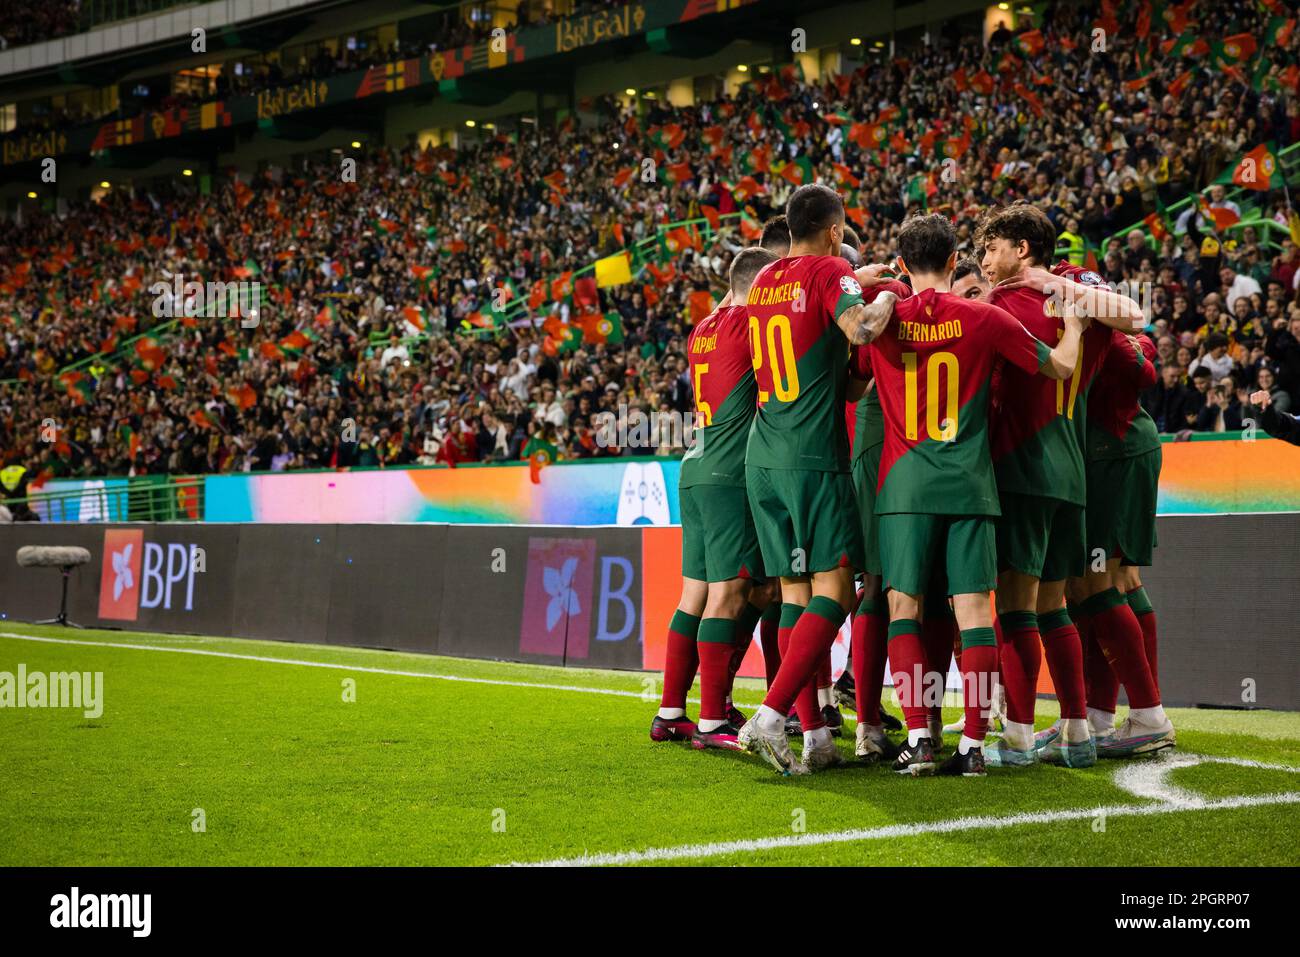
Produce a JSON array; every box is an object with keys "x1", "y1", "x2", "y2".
[
  {"x1": 745, "y1": 254, "x2": 864, "y2": 473},
  {"x1": 1086, "y1": 331, "x2": 1160, "y2": 461},
  {"x1": 871, "y1": 290, "x2": 1046, "y2": 516},
  {"x1": 988, "y1": 270, "x2": 1107, "y2": 504},
  {"x1": 681, "y1": 305, "x2": 756, "y2": 487}
]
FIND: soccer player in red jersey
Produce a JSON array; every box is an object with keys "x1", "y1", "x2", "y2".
[
  {"x1": 1069, "y1": 330, "x2": 1175, "y2": 755},
  {"x1": 978, "y1": 203, "x2": 1151, "y2": 768},
  {"x1": 651, "y1": 249, "x2": 780, "y2": 746},
  {"x1": 736, "y1": 184, "x2": 898, "y2": 775},
  {"x1": 866, "y1": 213, "x2": 1085, "y2": 775}
]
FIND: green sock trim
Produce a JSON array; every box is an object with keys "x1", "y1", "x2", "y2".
[
  {"x1": 1037, "y1": 608, "x2": 1073, "y2": 633},
  {"x1": 779, "y1": 602, "x2": 804, "y2": 630},
  {"x1": 760, "y1": 603, "x2": 781, "y2": 623},
  {"x1": 669, "y1": 610, "x2": 701, "y2": 637},
  {"x1": 737, "y1": 601, "x2": 764, "y2": 636},
  {"x1": 960, "y1": 626, "x2": 996, "y2": 649},
  {"x1": 887, "y1": 618, "x2": 921, "y2": 641},
  {"x1": 805, "y1": 595, "x2": 846, "y2": 626},
  {"x1": 697, "y1": 617, "x2": 736, "y2": 644},
  {"x1": 1127, "y1": 587, "x2": 1153, "y2": 617},
  {"x1": 998, "y1": 610, "x2": 1038, "y2": 632},
  {"x1": 855, "y1": 595, "x2": 879, "y2": 617},
  {"x1": 1079, "y1": 587, "x2": 1127, "y2": 617}
]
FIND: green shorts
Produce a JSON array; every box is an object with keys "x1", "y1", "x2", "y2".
[
  {"x1": 995, "y1": 492, "x2": 1085, "y2": 582},
  {"x1": 680, "y1": 483, "x2": 764, "y2": 582},
  {"x1": 850, "y1": 444, "x2": 884, "y2": 576},
  {"x1": 745, "y1": 464, "x2": 864, "y2": 577},
  {"x1": 878, "y1": 513, "x2": 997, "y2": 596},
  {"x1": 1085, "y1": 447, "x2": 1161, "y2": 568}
]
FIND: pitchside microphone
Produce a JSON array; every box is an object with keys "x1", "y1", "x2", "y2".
[{"x1": 840, "y1": 242, "x2": 862, "y2": 267}]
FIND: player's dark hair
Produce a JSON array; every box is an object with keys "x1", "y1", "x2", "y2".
[
  {"x1": 786, "y1": 184, "x2": 844, "y2": 243},
  {"x1": 976, "y1": 203, "x2": 1057, "y2": 266},
  {"x1": 730, "y1": 247, "x2": 778, "y2": 297},
  {"x1": 897, "y1": 213, "x2": 957, "y2": 276},
  {"x1": 839, "y1": 242, "x2": 862, "y2": 268},
  {"x1": 842, "y1": 224, "x2": 861, "y2": 251},
  {"x1": 952, "y1": 257, "x2": 985, "y2": 284},
  {"x1": 759, "y1": 215, "x2": 791, "y2": 253}
]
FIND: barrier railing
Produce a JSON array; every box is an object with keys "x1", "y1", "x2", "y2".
[{"x1": 5, "y1": 474, "x2": 203, "y2": 522}]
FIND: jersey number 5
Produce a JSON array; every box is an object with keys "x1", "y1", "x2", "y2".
[
  {"x1": 749, "y1": 314, "x2": 800, "y2": 403},
  {"x1": 902, "y1": 351, "x2": 959, "y2": 442},
  {"x1": 693, "y1": 362, "x2": 712, "y2": 427}
]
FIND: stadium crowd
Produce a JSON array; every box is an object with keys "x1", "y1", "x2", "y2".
[{"x1": 1, "y1": 0, "x2": 1298, "y2": 487}]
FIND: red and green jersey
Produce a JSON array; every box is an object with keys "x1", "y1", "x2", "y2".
[
  {"x1": 870, "y1": 289, "x2": 1052, "y2": 516},
  {"x1": 681, "y1": 305, "x2": 756, "y2": 487},
  {"x1": 988, "y1": 262, "x2": 1112, "y2": 505},
  {"x1": 1086, "y1": 332, "x2": 1160, "y2": 460},
  {"x1": 744, "y1": 254, "x2": 866, "y2": 472},
  {"x1": 849, "y1": 280, "x2": 913, "y2": 463}
]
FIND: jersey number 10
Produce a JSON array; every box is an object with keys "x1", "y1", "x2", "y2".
[
  {"x1": 902, "y1": 351, "x2": 959, "y2": 442},
  {"x1": 749, "y1": 314, "x2": 800, "y2": 403}
]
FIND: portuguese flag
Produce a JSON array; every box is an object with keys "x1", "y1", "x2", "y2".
[
  {"x1": 523, "y1": 436, "x2": 558, "y2": 484},
  {"x1": 1221, "y1": 143, "x2": 1283, "y2": 192}
]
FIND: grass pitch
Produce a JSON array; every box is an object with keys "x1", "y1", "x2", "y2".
[{"x1": 1, "y1": 622, "x2": 1297, "y2": 867}]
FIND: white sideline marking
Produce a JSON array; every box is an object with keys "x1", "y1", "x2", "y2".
[
  {"x1": 509, "y1": 792, "x2": 1300, "y2": 867},
  {"x1": 508, "y1": 752, "x2": 1300, "y2": 866},
  {"x1": 0, "y1": 632, "x2": 653, "y2": 700}
]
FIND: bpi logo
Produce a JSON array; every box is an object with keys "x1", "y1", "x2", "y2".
[
  {"x1": 518, "y1": 537, "x2": 638, "y2": 659},
  {"x1": 97, "y1": 529, "x2": 205, "y2": 621}
]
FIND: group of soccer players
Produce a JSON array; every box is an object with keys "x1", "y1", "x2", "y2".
[{"x1": 651, "y1": 183, "x2": 1174, "y2": 777}]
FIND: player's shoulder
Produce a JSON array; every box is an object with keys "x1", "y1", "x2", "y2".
[
  {"x1": 867, "y1": 278, "x2": 912, "y2": 302},
  {"x1": 1052, "y1": 260, "x2": 1110, "y2": 289}
]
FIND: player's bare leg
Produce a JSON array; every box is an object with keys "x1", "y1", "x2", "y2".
[
  {"x1": 651, "y1": 577, "x2": 708, "y2": 741},
  {"x1": 724, "y1": 579, "x2": 775, "y2": 727},
  {"x1": 692, "y1": 577, "x2": 754, "y2": 751},
  {"x1": 740, "y1": 570, "x2": 852, "y2": 774},
  {"x1": 1034, "y1": 579, "x2": 1095, "y2": 767},
  {"x1": 885, "y1": 589, "x2": 939, "y2": 775},
  {"x1": 987, "y1": 570, "x2": 1042, "y2": 765}
]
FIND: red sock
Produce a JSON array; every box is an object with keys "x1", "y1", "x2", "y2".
[
  {"x1": 921, "y1": 614, "x2": 957, "y2": 722},
  {"x1": 660, "y1": 610, "x2": 701, "y2": 710},
  {"x1": 1078, "y1": 610, "x2": 1118, "y2": 713},
  {"x1": 1038, "y1": 607, "x2": 1087, "y2": 720},
  {"x1": 1089, "y1": 588, "x2": 1160, "y2": 709},
  {"x1": 995, "y1": 611, "x2": 1041, "y2": 726},
  {"x1": 726, "y1": 604, "x2": 762, "y2": 698},
  {"x1": 696, "y1": 618, "x2": 735, "y2": 722},
  {"x1": 959, "y1": 627, "x2": 998, "y2": 740},
  {"x1": 852, "y1": 598, "x2": 888, "y2": 724},
  {"x1": 759, "y1": 606, "x2": 781, "y2": 688},
  {"x1": 1128, "y1": 588, "x2": 1158, "y2": 693},
  {"x1": 816, "y1": 651, "x2": 832, "y2": 691},
  {"x1": 763, "y1": 597, "x2": 845, "y2": 731},
  {"x1": 886, "y1": 619, "x2": 930, "y2": 731}
]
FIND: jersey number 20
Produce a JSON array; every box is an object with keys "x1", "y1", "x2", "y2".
[
  {"x1": 749, "y1": 314, "x2": 800, "y2": 403},
  {"x1": 902, "y1": 351, "x2": 958, "y2": 442}
]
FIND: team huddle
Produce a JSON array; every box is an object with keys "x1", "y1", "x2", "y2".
[{"x1": 651, "y1": 184, "x2": 1173, "y2": 777}]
